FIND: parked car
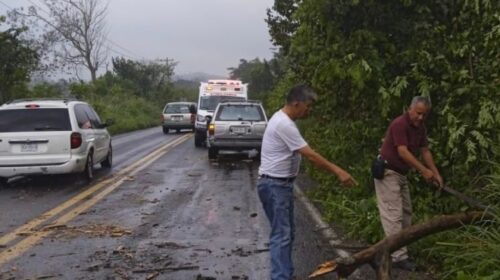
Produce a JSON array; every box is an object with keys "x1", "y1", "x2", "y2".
[
  {"x1": 0, "y1": 98, "x2": 113, "y2": 186},
  {"x1": 207, "y1": 101, "x2": 267, "y2": 160},
  {"x1": 162, "y1": 102, "x2": 197, "y2": 134}
]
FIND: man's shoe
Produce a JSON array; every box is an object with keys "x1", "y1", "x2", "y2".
[{"x1": 393, "y1": 259, "x2": 416, "y2": 271}]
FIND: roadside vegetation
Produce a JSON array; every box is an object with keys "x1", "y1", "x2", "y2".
[
  {"x1": 236, "y1": 1, "x2": 498, "y2": 279},
  {"x1": 0, "y1": 47, "x2": 197, "y2": 135},
  {"x1": 226, "y1": 1, "x2": 499, "y2": 279}
]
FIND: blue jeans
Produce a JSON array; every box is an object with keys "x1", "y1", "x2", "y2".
[{"x1": 257, "y1": 177, "x2": 295, "y2": 280}]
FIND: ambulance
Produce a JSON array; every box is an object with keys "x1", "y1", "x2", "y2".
[{"x1": 194, "y1": 79, "x2": 248, "y2": 147}]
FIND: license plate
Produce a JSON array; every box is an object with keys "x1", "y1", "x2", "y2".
[
  {"x1": 232, "y1": 127, "x2": 246, "y2": 134},
  {"x1": 21, "y1": 143, "x2": 38, "y2": 152},
  {"x1": 171, "y1": 116, "x2": 182, "y2": 121}
]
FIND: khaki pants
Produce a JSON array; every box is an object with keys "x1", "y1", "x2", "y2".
[{"x1": 374, "y1": 169, "x2": 412, "y2": 262}]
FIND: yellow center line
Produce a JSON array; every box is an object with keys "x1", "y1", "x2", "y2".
[{"x1": 0, "y1": 133, "x2": 191, "y2": 264}]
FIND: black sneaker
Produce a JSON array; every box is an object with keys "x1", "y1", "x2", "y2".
[{"x1": 393, "y1": 259, "x2": 417, "y2": 271}]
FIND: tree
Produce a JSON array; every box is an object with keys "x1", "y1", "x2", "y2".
[
  {"x1": 0, "y1": 16, "x2": 38, "y2": 103},
  {"x1": 265, "y1": 0, "x2": 301, "y2": 55},
  {"x1": 310, "y1": 211, "x2": 491, "y2": 279},
  {"x1": 228, "y1": 58, "x2": 276, "y2": 101},
  {"x1": 26, "y1": 0, "x2": 109, "y2": 82},
  {"x1": 112, "y1": 57, "x2": 177, "y2": 99}
]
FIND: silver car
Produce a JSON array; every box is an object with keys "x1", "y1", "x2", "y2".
[
  {"x1": 162, "y1": 102, "x2": 197, "y2": 134},
  {"x1": 207, "y1": 101, "x2": 267, "y2": 160},
  {"x1": 0, "y1": 99, "x2": 112, "y2": 186}
]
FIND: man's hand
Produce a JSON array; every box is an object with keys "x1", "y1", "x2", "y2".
[
  {"x1": 336, "y1": 169, "x2": 358, "y2": 187},
  {"x1": 433, "y1": 173, "x2": 444, "y2": 189},
  {"x1": 421, "y1": 168, "x2": 435, "y2": 183}
]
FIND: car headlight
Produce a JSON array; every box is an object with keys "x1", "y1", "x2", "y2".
[{"x1": 196, "y1": 114, "x2": 206, "y2": 122}]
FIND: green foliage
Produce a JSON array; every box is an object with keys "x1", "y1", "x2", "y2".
[
  {"x1": 69, "y1": 79, "x2": 163, "y2": 135},
  {"x1": 1, "y1": 60, "x2": 194, "y2": 135},
  {"x1": 266, "y1": 0, "x2": 300, "y2": 54},
  {"x1": 228, "y1": 58, "x2": 277, "y2": 102},
  {"x1": 111, "y1": 57, "x2": 177, "y2": 103},
  {"x1": 0, "y1": 16, "x2": 38, "y2": 103},
  {"x1": 431, "y1": 169, "x2": 500, "y2": 279},
  {"x1": 264, "y1": 70, "x2": 298, "y2": 116},
  {"x1": 90, "y1": 93, "x2": 160, "y2": 135},
  {"x1": 266, "y1": 0, "x2": 500, "y2": 277}
]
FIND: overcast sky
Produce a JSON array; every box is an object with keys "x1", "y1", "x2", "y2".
[{"x1": 0, "y1": 0, "x2": 276, "y2": 77}]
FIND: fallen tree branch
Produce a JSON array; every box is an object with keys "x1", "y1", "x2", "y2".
[{"x1": 309, "y1": 211, "x2": 491, "y2": 279}]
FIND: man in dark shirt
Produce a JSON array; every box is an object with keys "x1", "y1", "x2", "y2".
[{"x1": 375, "y1": 96, "x2": 443, "y2": 271}]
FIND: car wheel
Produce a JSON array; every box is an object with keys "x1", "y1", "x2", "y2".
[
  {"x1": 208, "y1": 147, "x2": 218, "y2": 160},
  {"x1": 0, "y1": 177, "x2": 8, "y2": 188},
  {"x1": 162, "y1": 127, "x2": 169, "y2": 134},
  {"x1": 194, "y1": 132, "x2": 203, "y2": 147},
  {"x1": 101, "y1": 145, "x2": 112, "y2": 168},
  {"x1": 83, "y1": 152, "x2": 94, "y2": 182}
]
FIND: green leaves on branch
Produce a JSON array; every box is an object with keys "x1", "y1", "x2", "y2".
[{"x1": 0, "y1": 16, "x2": 38, "y2": 103}]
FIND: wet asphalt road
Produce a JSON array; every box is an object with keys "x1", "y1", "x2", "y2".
[{"x1": 0, "y1": 127, "x2": 344, "y2": 280}]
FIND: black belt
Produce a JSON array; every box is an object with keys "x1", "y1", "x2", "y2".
[
  {"x1": 386, "y1": 166, "x2": 408, "y2": 176},
  {"x1": 259, "y1": 174, "x2": 296, "y2": 183}
]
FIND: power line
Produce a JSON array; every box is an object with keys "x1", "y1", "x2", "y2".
[
  {"x1": 4, "y1": 0, "x2": 165, "y2": 67},
  {"x1": 106, "y1": 38, "x2": 142, "y2": 58},
  {"x1": 27, "y1": 0, "x2": 144, "y2": 60},
  {"x1": 0, "y1": 0, "x2": 14, "y2": 11},
  {"x1": 106, "y1": 45, "x2": 139, "y2": 60},
  {"x1": 27, "y1": 0, "x2": 49, "y2": 15}
]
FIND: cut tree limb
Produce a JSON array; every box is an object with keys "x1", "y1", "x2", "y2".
[{"x1": 309, "y1": 211, "x2": 491, "y2": 278}]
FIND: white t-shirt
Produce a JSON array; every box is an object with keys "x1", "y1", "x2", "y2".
[{"x1": 258, "y1": 110, "x2": 308, "y2": 178}]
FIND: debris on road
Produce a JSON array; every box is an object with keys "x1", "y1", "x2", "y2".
[
  {"x1": 34, "y1": 275, "x2": 58, "y2": 279},
  {"x1": 146, "y1": 271, "x2": 160, "y2": 279},
  {"x1": 46, "y1": 224, "x2": 132, "y2": 239},
  {"x1": 124, "y1": 176, "x2": 135, "y2": 181},
  {"x1": 153, "y1": 240, "x2": 190, "y2": 249},
  {"x1": 309, "y1": 211, "x2": 489, "y2": 279},
  {"x1": 196, "y1": 274, "x2": 216, "y2": 280}
]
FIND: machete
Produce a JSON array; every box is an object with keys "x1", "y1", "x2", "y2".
[{"x1": 439, "y1": 184, "x2": 490, "y2": 211}]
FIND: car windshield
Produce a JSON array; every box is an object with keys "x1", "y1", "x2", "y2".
[
  {"x1": 165, "y1": 104, "x2": 191, "y2": 114},
  {"x1": 199, "y1": 96, "x2": 245, "y2": 111},
  {"x1": 216, "y1": 105, "x2": 265, "y2": 121},
  {"x1": 0, "y1": 108, "x2": 71, "y2": 132}
]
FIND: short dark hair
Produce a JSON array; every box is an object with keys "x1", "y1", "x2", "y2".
[{"x1": 286, "y1": 84, "x2": 318, "y2": 104}]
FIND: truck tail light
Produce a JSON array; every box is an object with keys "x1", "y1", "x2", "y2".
[
  {"x1": 161, "y1": 114, "x2": 164, "y2": 122},
  {"x1": 208, "y1": 123, "x2": 215, "y2": 135},
  {"x1": 190, "y1": 113, "x2": 195, "y2": 124},
  {"x1": 70, "y1": 132, "x2": 82, "y2": 149}
]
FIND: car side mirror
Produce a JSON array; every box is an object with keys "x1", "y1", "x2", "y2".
[
  {"x1": 189, "y1": 105, "x2": 197, "y2": 114},
  {"x1": 205, "y1": 115, "x2": 212, "y2": 129},
  {"x1": 102, "y1": 118, "x2": 114, "y2": 127}
]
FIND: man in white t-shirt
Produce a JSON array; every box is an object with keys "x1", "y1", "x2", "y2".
[{"x1": 257, "y1": 84, "x2": 357, "y2": 280}]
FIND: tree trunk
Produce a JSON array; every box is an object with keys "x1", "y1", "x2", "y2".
[{"x1": 309, "y1": 211, "x2": 490, "y2": 278}]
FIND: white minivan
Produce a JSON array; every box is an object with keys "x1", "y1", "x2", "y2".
[{"x1": 0, "y1": 99, "x2": 112, "y2": 186}]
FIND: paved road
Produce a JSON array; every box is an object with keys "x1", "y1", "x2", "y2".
[{"x1": 0, "y1": 127, "x2": 346, "y2": 280}]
